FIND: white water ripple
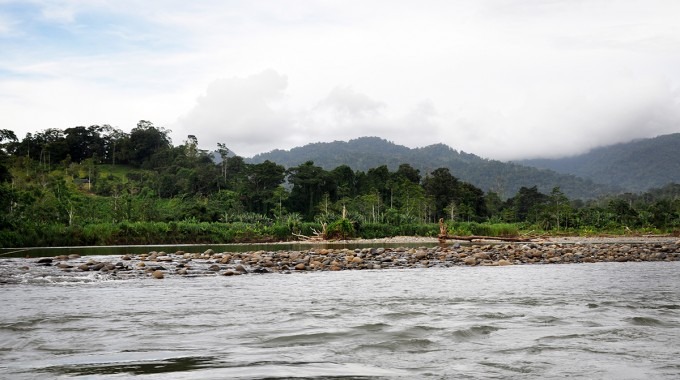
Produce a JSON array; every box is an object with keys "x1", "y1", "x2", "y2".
[{"x1": 0, "y1": 262, "x2": 679, "y2": 379}]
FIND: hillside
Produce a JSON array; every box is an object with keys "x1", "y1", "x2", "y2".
[
  {"x1": 249, "y1": 137, "x2": 619, "y2": 199},
  {"x1": 518, "y1": 133, "x2": 680, "y2": 192}
]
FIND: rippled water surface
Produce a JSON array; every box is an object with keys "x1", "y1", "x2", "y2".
[{"x1": 1, "y1": 261, "x2": 679, "y2": 379}]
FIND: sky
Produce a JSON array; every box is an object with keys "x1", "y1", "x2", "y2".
[{"x1": 1, "y1": 0, "x2": 680, "y2": 161}]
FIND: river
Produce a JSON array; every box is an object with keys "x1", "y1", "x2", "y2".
[{"x1": 1, "y1": 260, "x2": 679, "y2": 379}]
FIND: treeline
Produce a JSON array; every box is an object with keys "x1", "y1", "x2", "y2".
[{"x1": 0, "y1": 122, "x2": 679, "y2": 247}]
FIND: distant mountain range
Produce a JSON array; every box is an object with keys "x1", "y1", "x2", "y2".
[
  {"x1": 248, "y1": 137, "x2": 623, "y2": 199},
  {"x1": 248, "y1": 133, "x2": 679, "y2": 199},
  {"x1": 517, "y1": 133, "x2": 680, "y2": 193}
]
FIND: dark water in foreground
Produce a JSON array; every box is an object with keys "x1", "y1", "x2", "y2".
[{"x1": 1, "y1": 261, "x2": 679, "y2": 379}]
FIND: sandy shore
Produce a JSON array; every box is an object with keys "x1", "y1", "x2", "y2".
[{"x1": 301, "y1": 235, "x2": 680, "y2": 245}]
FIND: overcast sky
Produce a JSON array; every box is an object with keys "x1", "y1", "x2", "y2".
[{"x1": 2, "y1": 0, "x2": 679, "y2": 161}]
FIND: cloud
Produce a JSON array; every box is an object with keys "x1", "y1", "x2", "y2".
[
  {"x1": 316, "y1": 86, "x2": 384, "y2": 121},
  {"x1": 177, "y1": 70, "x2": 293, "y2": 156},
  {"x1": 3, "y1": 1, "x2": 680, "y2": 162}
]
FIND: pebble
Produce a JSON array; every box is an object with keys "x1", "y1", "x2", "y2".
[{"x1": 17, "y1": 241, "x2": 680, "y2": 281}]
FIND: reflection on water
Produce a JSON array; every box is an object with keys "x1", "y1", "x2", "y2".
[{"x1": 44, "y1": 355, "x2": 217, "y2": 376}]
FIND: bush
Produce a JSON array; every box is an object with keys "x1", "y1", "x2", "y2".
[{"x1": 326, "y1": 219, "x2": 355, "y2": 240}]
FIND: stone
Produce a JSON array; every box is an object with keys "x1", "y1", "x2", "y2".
[
  {"x1": 152, "y1": 270, "x2": 164, "y2": 279},
  {"x1": 474, "y1": 252, "x2": 490, "y2": 260},
  {"x1": 294, "y1": 263, "x2": 306, "y2": 270},
  {"x1": 464, "y1": 257, "x2": 477, "y2": 266},
  {"x1": 497, "y1": 259, "x2": 512, "y2": 266},
  {"x1": 235, "y1": 264, "x2": 247, "y2": 273}
]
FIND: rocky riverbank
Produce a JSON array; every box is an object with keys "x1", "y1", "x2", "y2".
[{"x1": 4, "y1": 239, "x2": 679, "y2": 282}]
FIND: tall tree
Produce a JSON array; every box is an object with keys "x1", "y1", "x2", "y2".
[
  {"x1": 287, "y1": 161, "x2": 331, "y2": 220},
  {"x1": 0, "y1": 129, "x2": 17, "y2": 183},
  {"x1": 124, "y1": 120, "x2": 172, "y2": 167},
  {"x1": 244, "y1": 160, "x2": 286, "y2": 215},
  {"x1": 423, "y1": 168, "x2": 459, "y2": 220}
]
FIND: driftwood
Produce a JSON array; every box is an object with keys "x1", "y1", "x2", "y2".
[{"x1": 292, "y1": 222, "x2": 327, "y2": 241}]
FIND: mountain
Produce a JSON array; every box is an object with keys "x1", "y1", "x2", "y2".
[
  {"x1": 518, "y1": 133, "x2": 680, "y2": 192},
  {"x1": 249, "y1": 137, "x2": 620, "y2": 199}
]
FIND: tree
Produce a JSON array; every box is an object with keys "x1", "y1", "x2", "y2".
[
  {"x1": 423, "y1": 168, "x2": 459, "y2": 220},
  {"x1": 216, "y1": 143, "x2": 230, "y2": 182},
  {"x1": 545, "y1": 187, "x2": 571, "y2": 230},
  {"x1": 394, "y1": 163, "x2": 421, "y2": 184},
  {"x1": 0, "y1": 129, "x2": 18, "y2": 183},
  {"x1": 64, "y1": 125, "x2": 106, "y2": 163},
  {"x1": 330, "y1": 165, "x2": 357, "y2": 200},
  {"x1": 243, "y1": 160, "x2": 286, "y2": 215},
  {"x1": 287, "y1": 161, "x2": 331, "y2": 220},
  {"x1": 124, "y1": 120, "x2": 172, "y2": 167},
  {"x1": 509, "y1": 186, "x2": 547, "y2": 223}
]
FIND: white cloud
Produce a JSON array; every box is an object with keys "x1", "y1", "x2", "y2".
[
  {"x1": 177, "y1": 70, "x2": 293, "y2": 156},
  {"x1": 2, "y1": 0, "x2": 680, "y2": 161}
]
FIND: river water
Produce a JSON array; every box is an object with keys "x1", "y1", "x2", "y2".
[{"x1": 1, "y1": 260, "x2": 679, "y2": 379}]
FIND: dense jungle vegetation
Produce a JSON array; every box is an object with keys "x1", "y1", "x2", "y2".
[{"x1": 0, "y1": 122, "x2": 679, "y2": 247}]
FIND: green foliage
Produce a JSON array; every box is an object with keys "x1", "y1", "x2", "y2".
[
  {"x1": 2, "y1": 124, "x2": 680, "y2": 248},
  {"x1": 326, "y1": 218, "x2": 355, "y2": 240}
]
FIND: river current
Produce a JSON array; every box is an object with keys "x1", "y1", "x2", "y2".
[{"x1": 1, "y1": 260, "x2": 679, "y2": 379}]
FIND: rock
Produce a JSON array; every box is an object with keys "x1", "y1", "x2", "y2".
[
  {"x1": 152, "y1": 270, "x2": 164, "y2": 279},
  {"x1": 208, "y1": 264, "x2": 221, "y2": 271},
  {"x1": 223, "y1": 270, "x2": 235, "y2": 276},
  {"x1": 204, "y1": 249, "x2": 215, "y2": 255},
  {"x1": 235, "y1": 264, "x2": 247, "y2": 273},
  {"x1": 474, "y1": 252, "x2": 490, "y2": 260},
  {"x1": 497, "y1": 259, "x2": 512, "y2": 266},
  {"x1": 294, "y1": 263, "x2": 306, "y2": 271},
  {"x1": 91, "y1": 263, "x2": 106, "y2": 271},
  {"x1": 352, "y1": 257, "x2": 364, "y2": 264},
  {"x1": 36, "y1": 258, "x2": 53, "y2": 264},
  {"x1": 464, "y1": 257, "x2": 477, "y2": 266},
  {"x1": 78, "y1": 264, "x2": 90, "y2": 271}
]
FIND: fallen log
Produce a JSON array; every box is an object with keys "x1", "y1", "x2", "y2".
[{"x1": 292, "y1": 223, "x2": 328, "y2": 241}]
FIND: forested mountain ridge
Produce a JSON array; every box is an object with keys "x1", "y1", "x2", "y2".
[
  {"x1": 249, "y1": 137, "x2": 619, "y2": 199},
  {"x1": 518, "y1": 133, "x2": 680, "y2": 192}
]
